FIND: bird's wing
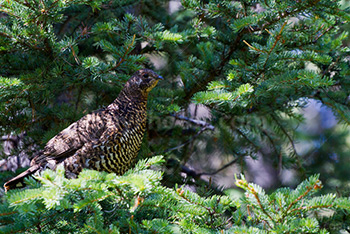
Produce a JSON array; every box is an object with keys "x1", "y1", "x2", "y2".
[
  {"x1": 33, "y1": 111, "x2": 107, "y2": 164},
  {"x1": 91, "y1": 112, "x2": 125, "y2": 150}
]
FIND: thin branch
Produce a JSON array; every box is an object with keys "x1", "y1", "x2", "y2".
[
  {"x1": 75, "y1": 85, "x2": 83, "y2": 112},
  {"x1": 261, "y1": 0, "x2": 321, "y2": 30},
  {"x1": 270, "y1": 113, "x2": 298, "y2": 157},
  {"x1": 321, "y1": 55, "x2": 340, "y2": 79},
  {"x1": 179, "y1": 156, "x2": 240, "y2": 179},
  {"x1": 0, "y1": 31, "x2": 12, "y2": 39},
  {"x1": 70, "y1": 45, "x2": 80, "y2": 65},
  {"x1": 260, "y1": 127, "x2": 280, "y2": 156},
  {"x1": 261, "y1": 21, "x2": 288, "y2": 70},
  {"x1": 183, "y1": 28, "x2": 246, "y2": 101},
  {"x1": 163, "y1": 125, "x2": 211, "y2": 153},
  {"x1": 281, "y1": 181, "x2": 322, "y2": 221},
  {"x1": 289, "y1": 204, "x2": 333, "y2": 213},
  {"x1": 0, "y1": 136, "x2": 19, "y2": 148},
  {"x1": 243, "y1": 40, "x2": 265, "y2": 53},
  {"x1": 29, "y1": 97, "x2": 36, "y2": 123},
  {"x1": 242, "y1": 183, "x2": 274, "y2": 228},
  {"x1": 198, "y1": 157, "x2": 240, "y2": 177},
  {"x1": 313, "y1": 24, "x2": 335, "y2": 43},
  {"x1": 235, "y1": 127, "x2": 260, "y2": 151},
  {"x1": 163, "y1": 114, "x2": 215, "y2": 154},
  {"x1": 107, "y1": 34, "x2": 136, "y2": 72},
  {"x1": 170, "y1": 114, "x2": 215, "y2": 130}
]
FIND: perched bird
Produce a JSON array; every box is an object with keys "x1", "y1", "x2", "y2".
[{"x1": 4, "y1": 69, "x2": 163, "y2": 191}]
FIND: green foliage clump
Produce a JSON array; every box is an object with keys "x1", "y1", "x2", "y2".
[
  {"x1": 1, "y1": 157, "x2": 350, "y2": 233},
  {"x1": 0, "y1": 0, "x2": 168, "y2": 144},
  {"x1": 235, "y1": 174, "x2": 350, "y2": 233}
]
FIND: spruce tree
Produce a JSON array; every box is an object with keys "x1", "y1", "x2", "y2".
[{"x1": 1, "y1": 0, "x2": 350, "y2": 233}]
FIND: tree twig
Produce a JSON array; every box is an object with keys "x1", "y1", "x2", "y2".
[
  {"x1": 170, "y1": 114, "x2": 214, "y2": 130},
  {"x1": 270, "y1": 113, "x2": 298, "y2": 157},
  {"x1": 107, "y1": 34, "x2": 136, "y2": 72},
  {"x1": 198, "y1": 157, "x2": 240, "y2": 177},
  {"x1": 1, "y1": 135, "x2": 18, "y2": 143},
  {"x1": 179, "y1": 157, "x2": 240, "y2": 179},
  {"x1": 163, "y1": 114, "x2": 215, "y2": 153},
  {"x1": 163, "y1": 125, "x2": 212, "y2": 153},
  {"x1": 313, "y1": 24, "x2": 335, "y2": 43}
]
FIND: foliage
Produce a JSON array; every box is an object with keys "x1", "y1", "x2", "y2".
[
  {"x1": 0, "y1": 0, "x2": 167, "y2": 143},
  {"x1": 2, "y1": 0, "x2": 350, "y2": 232},
  {"x1": 235, "y1": 174, "x2": 350, "y2": 233},
  {"x1": 0, "y1": 156, "x2": 349, "y2": 233},
  {"x1": 172, "y1": 0, "x2": 350, "y2": 175}
]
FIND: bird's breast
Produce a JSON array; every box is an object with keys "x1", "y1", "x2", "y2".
[{"x1": 91, "y1": 114, "x2": 147, "y2": 175}]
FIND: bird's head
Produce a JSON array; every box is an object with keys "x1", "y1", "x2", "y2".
[{"x1": 124, "y1": 69, "x2": 163, "y2": 97}]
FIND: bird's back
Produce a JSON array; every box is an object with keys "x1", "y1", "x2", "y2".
[
  {"x1": 33, "y1": 98, "x2": 148, "y2": 177},
  {"x1": 31, "y1": 109, "x2": 108, "y2": 171}
]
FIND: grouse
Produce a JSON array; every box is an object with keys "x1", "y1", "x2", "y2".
[{"x1": 4, "y1": 69, "x2": 163, "y2": 191}]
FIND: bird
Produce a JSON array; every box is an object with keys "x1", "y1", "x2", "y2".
[{"x1": 4, "y1": 69, "x2": 163, "y2": 191}]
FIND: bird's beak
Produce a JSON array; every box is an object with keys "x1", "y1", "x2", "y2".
[{"x1": 157, "y1": 75, "x2": 164, "y2": 80}]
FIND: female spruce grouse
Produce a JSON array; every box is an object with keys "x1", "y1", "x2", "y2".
[{"x1": 4, "y1": 69, "x2": 163, "y2": 191}]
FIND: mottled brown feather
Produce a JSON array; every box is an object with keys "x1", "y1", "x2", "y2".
[{"x1": 4, "y1": 69, "x2": 162, "y2": 191}]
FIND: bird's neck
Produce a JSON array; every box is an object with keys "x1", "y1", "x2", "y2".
[
  {"x1": 120, "y1": 88, "x2": 148, "y2": 102},
  {"x1": 107, "y1": 89, "x2": 148, "y2": 114}
]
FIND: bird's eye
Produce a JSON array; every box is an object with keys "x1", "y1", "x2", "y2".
[{"x1": 143, "y1": 74, "x2": 149, "y2": 78}]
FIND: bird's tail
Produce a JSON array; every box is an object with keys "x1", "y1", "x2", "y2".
[{"x1": 4, "y1": 164, "x2": 40, "y2": 192}]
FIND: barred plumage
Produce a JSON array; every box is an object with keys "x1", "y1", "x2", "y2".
[{"x1": 4, "y1": 69, "x2": 163, "y2": 191}]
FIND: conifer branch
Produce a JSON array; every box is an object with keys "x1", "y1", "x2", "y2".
[
  {"x1": 0, "y1": 210, "x2": 17, "y2": 217},
  {"x1": 1, "y1": 1, "x2": 349, "y2": 232},
  {"x1": 163, "y1": 125, "x2": 212, "y2": 153},
  {"x1": 0, "y1": 7, "x2": 20, "y2": 18},
  {"x1": 270, "y1": 113, "x2": 298, "y2": 157},
  {"x1": 12, "y1": 0, "x2": 35, "y2": 11},
  {"x1": 107, "y1": 34, "x2": 136, "y2": 72},
  {"x1": 313, "y1": 25, "x2": 335, "y2": 43},
  {"x1": 0, "y1": 32, "x2": 12, "y2": 39},
  {"x1": 179, "y1": 156, "x2": 240, "y2": 178},
  {"x1": 236, "y1": 179, "x2": 274, "y2": 228},
  {"x1": 170, "y1": 114, "x2": 215, "y2": 130},
  {"x1": 283, "y1": 181, "x2": 322, "y2": 218},
  {"x1": 261, "y1": 0, "x2": 321, "y2": 29},
  {"x1": 262, "y1": 21, "x2": 288, "y2": 70},
  {"x1": 183, "y1": 29, "x2": 246, "y2": 101},
  {"x1": 260, "y1": 127, "x2": 280, "y2": 156},
  {"x1": 243, "y1": 40, "x2": 265, "y2": 53},
  {"x1": 198, "y1": 157, "x2": 240, "y2": 177},
  {"x1": 176, "y1": 188, "x2": 222, "y2": 223},
  {"x1": 290, "y1": 204, "x2": 333, "y2": 213},
  {"x1": 234, "y1": 127, "x2": 260, "y2": 151}
]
